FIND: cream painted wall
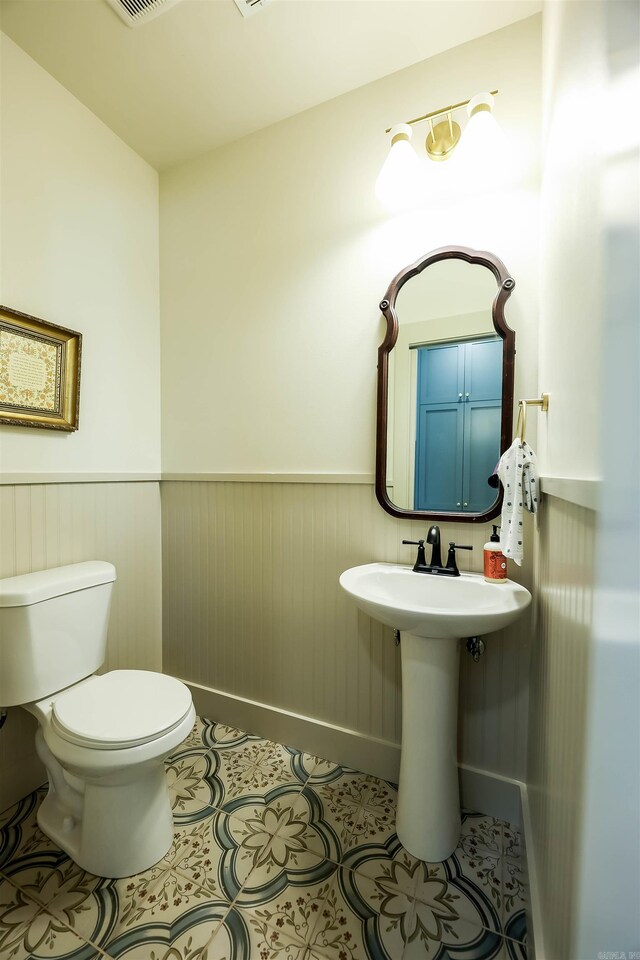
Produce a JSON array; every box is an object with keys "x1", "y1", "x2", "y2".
[
  {"x1": 0, "y1": 33, "x2": 161, "y2": 475},
  {"x1": 159, "y1": 17, "x2": 542, "y2": 791},
  {"x1": 395, "y1": 259, "x2": 498, "y2": 322},
  {"x1": 160, "y1": 16, "x2": 542, "y2": 473},
  {"x1": 574, "y1": 1, "x2": 640, "y2": 949},
  {"x1": 0, "y1": 36, "x2": 163, "y2": 810},
  {"x1": 528, "y1": 1, "x2": 639, "y2": 955},
  {"x1": 0, "y1": 9, "x2": 545, "y2": 826},
  {"x1": 536, "y1": 3, "x2": 604, "y2": 480}
]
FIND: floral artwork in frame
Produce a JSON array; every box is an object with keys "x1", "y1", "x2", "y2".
[{"x1": 0, "y1": 305, "x2": 82, "y2": 432}]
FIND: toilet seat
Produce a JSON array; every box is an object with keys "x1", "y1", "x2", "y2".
[{"x1": 51, "y1": 670, "x2": 193, "y2": 750}]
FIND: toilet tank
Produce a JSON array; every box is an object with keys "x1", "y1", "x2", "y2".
[{"x1": 0, "y1": 562, "x2": 116, "y2": 707}]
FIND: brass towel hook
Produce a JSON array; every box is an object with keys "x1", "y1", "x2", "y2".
[{"x1": 517, "y1": 393, "x2": 550, "y2": 442}]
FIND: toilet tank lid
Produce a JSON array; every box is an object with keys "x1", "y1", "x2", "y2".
[{"x1": 0, "y1": 562, "x2": 116, "y2": 608}]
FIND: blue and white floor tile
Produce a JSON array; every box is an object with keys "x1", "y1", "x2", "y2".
[
  {"x1": 0, "y1": 875, "x2": 93, "y2": 960},
  {"x1": 0, "y1": 716, "x2": 529, "y2": 959}
]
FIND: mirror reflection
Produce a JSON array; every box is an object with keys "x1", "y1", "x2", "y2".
[{"x1": 379, "y1": 251, "x2": 514, "y2": 521}]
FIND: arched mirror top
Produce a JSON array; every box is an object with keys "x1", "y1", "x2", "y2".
[{"x1": 376, "y1": 245, "x2": 516, "y2": 523}]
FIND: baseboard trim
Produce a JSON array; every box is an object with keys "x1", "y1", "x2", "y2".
[
  {"x1": 184, "y1": 679, "x2": 401, "y2": 782},
  {"x1": 184, "y1": 680, "x2": 524, "y2": 824},
  {"x1": 520, "y1": 782, "x2": 544, "y2": 959},
  {"x1": 458, "y1": 763, "x2": 523, "y2": 826}
]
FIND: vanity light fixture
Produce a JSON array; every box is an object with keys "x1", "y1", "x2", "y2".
[
  {"x1": 374, "y1": 123, "x2": 429, "y2": 208},
  {"x1": 376, "y1": 90, "x2": 499, "y2": 206},
  {"x1": 452, "y1": 92, "x2": 503, "y2": 179}
]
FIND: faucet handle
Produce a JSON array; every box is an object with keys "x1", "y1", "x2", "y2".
[
  {"x1": 445, "y1": 542, "x2": 473, "y2": 577},
  {"x1": 402, "y1": 539, "x2": 427, "y2": 571}
]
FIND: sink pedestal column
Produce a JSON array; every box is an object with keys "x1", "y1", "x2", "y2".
[{"x1": 396, "y1": 632, "x2": 460, "y2": 862}]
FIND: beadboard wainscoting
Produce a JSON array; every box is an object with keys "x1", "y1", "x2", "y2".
[
  {"x1": 161, "y1": 479, "x2": 534, "y2": 809},
  {"x1": 526, "y1": 495, "x2": 596, "y2": 958},
  {"x1": 0, "y1": 481, "x2": 163, "y2": 811}
]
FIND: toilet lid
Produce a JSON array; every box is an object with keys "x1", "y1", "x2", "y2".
[{"x1": 51, "y1": 671, "x2": 193, "y2": 749}]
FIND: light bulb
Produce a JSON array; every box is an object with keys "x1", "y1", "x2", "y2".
[
  {"x1": 375, "y1": 123, "x2": 428, "y2": 210},
  {"x1": 452, "y1": 92, "x2": 505, "y2": 188}
]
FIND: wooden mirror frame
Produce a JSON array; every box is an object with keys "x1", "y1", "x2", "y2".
[{"x1": 375, "y1": 245, "x2": 516, "y2": 523}]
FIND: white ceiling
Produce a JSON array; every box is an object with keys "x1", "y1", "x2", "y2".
[{"x1": 0, "y1": 0, "x2": 542, "y2": 170}]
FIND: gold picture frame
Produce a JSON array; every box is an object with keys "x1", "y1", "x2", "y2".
[{"x1": 0, "y1": 305, "x2": 82, "y2": 432}]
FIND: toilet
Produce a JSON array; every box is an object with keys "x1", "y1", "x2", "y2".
[{"x1": 0, "y1": 561, "x2": 195, "y2": 878}]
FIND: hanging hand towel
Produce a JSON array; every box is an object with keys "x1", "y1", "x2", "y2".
[{"x1": 497, "y1": 438, "x2": 539, "y2": 566}]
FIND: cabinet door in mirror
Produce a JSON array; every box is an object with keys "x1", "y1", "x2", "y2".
[{"x1": 376, "y1": 246, "x2": 515, "y2": 522}]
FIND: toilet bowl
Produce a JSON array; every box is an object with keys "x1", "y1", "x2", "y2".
[
  {"x1": 0, "y1": 562, "x2": 196, "y2": 878},
  {"x1": 29, "y1": 670, "x2": 195, "y2": 878}
]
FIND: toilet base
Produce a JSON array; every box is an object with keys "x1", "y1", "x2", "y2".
[{"x1": 36, "y1": 729, "x2": 175, "y2": 878}]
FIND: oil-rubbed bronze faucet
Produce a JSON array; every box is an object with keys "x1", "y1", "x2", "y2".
[
  {"x1": 403, "y1": 526, "x2": 473, "y2": 577},
  {"x1": 426, "y1": 525, "x2": 442, "y2": 566}
]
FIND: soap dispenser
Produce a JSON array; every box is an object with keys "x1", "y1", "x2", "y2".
[{"x1": 484, "y1": 525, "x2": 507, "y2": 583}]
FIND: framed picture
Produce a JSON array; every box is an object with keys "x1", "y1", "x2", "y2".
[{"x1": 0, "y1": 305, "x2": 82, "y2": 432}]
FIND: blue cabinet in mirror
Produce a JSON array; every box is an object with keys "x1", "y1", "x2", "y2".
[
  {"x1": 414, "y1": 338, "x2": 502, "y2": 512},
  {"x1": 376, "y1": 246, "x2": 515, "y2": 523}
]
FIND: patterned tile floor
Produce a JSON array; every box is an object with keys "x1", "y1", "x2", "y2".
[{"x1": 0, "y1": 717, "x2": 528, "y2": 959}]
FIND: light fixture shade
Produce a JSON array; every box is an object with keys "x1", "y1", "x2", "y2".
[
  {"x1": 375, "y1": 123, "x2": 427, "y2": 209},
  {"x1": 451, "y1": 92, "x2": 504, "y2": 187},
  {"x1": 467, "y1": 91, "x2": 496, "y2": 119}
]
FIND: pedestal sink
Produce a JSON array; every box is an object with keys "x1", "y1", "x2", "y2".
[{"x1": 339, "y1": 563, "x2": 531, "y2": 862}]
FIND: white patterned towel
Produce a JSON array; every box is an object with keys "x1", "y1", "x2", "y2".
[{"x1": 497, "y1": 438, "x2": 539, "y2": 566}]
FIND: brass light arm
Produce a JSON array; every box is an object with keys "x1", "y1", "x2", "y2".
[{"x1": 385, "y1": 89, "x2": 499, "y2": 134}]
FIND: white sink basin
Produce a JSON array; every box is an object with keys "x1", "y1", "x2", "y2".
[
  {"x1": 339, "y1": 562, "x2": 531, "y2": 639},
  {"x1": 339, "y1": 561, "x2": 531, "y2": 862}
]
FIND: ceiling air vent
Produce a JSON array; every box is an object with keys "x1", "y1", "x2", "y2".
[
  {"x1": 104, "y1": 0, "x2": 183, "y2": 28},
  {"x1": 233, "y1": 0, "x2": 272, "y2": 19}
]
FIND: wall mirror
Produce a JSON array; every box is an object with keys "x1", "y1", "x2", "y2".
[{"x1": 376, "y1": 246, "x2": 515, "y2": 522}]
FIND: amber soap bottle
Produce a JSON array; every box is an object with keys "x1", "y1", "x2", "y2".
[{"x1": 484, "y1": 525, "x2": 507, "y2": 583}]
